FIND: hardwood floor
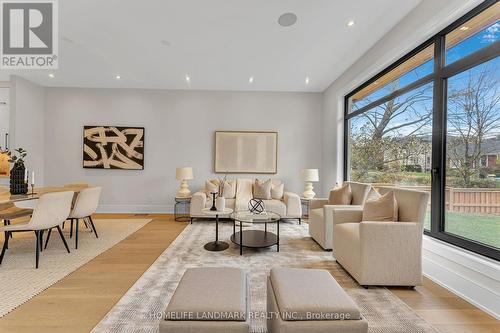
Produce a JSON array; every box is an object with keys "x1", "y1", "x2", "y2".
[{"x1": 0, "y1": 214, "x2": 497, "y2": 333}]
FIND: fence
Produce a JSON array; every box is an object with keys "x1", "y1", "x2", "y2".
[{"x1": 372, "y1": 184, "x2": 500, "y2": 215}]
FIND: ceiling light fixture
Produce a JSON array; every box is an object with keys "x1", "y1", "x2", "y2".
[
  {"x1": 48, "y1": 73, "x2": 55, "y2": 78},
  {"x1": 347, "y1": 20, "x2": 355, "y2": 27},
  {"x1": 459, "y1": 26, "x2": 470, "y2": 31},
  {"x1": 305, "y1": 77, "x2": 309, "y2": 85},
  {"x1": 278, "y1": 13, "x2": 297, "y2": 27},
  {"x1": 161, "y1": 40, "x2": 171, "y2": 46},
  {"x1": 185, "y1": 75, "x2": 190, "y2": 82},
  {"x1": 249, "y1": 76, "x2": 254, "y2": 83},
  {"x1": 115, "y1": 75, "x2": 121, "y2": 80}
]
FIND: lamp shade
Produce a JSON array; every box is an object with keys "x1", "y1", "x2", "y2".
[
  {"x1": 301, "y1": 169, "x2": 319, "y2": 182},
  {"x1": 176, "y1": 167, "x2": 194, "y2": 180}
]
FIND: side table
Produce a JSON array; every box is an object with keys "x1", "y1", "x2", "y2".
[
  {"x1": 174, "y1": 196, "x2": 191, "y2": 222},
  {"x1": 201, "y1": 208, "x2": 233, "y2": 252},
  {"x1": 300, "y1": 197, "x2": 311, "y2": 219}
]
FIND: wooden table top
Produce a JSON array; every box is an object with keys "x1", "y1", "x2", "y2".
[{"x1": 0, "y1": 186, "x2": 88, "y2": 205}]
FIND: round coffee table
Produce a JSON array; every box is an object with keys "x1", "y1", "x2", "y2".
[
  {"x1": 201, "y1": 208, "x2": 233, "y2": 251},
  {"x1": 230, "y1": 211, "x2": 281, "y2": 255}
]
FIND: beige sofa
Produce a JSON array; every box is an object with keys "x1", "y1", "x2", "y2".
[
  {"x1": 308, "y1": 182, "x2": 371, "y2": 250},
  {"x1": 190, "y1": 179, "x2": 302, "y2": 221},
  {"x1": 332, "y1": 187, "x2": 430, "y2": 287}
]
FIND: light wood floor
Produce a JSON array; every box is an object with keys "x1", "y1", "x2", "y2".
[{"x1": 0, "y1": 214, "x2": 498, "y2": 333}]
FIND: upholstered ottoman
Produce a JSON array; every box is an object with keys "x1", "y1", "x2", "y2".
[
  {"x1": 267, "y1": 268, "x2": 368, "y2": 333},
  {"x1": 160, "y1": 267, "x2": 249, "y2": 333}
]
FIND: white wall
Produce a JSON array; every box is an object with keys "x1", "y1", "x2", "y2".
[
  {"x1": 0, "y1": 88, "x2": 9, "y2": 150},
  {"x1": 44, "y1": 88, "x2": 323, "y2": 213},
  {"x1": 321, "y1": 0, "x2": 483, "y2": 194},
  {"x1": 10, "y1": 76, "x2": 46, "y2": 185}
]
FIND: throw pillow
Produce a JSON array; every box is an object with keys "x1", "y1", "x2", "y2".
[
  {"x1": 205, "y1": 179, "x2": 219, "y2": 194},
  {"x1": 365, "y1": 188, "x2": 381, "y2": 202},
  {"x1": 271, "y1": 182, "x2": 284, "y2": 200},
  {"x1": 254, "y1": 179, "x2": 272, "y2": 200},
  {"x1": 328, "y1": 183, "x2": 352, "y2": 205},
  {"x1": 362, "y1": 190, "x2": 399, "y2": 222},
  {"x1": 223, "y1": 180, "x2": 236, "y2": 199}
]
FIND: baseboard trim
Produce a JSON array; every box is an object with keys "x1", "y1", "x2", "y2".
[
  {"x1": 422, "y1": 236, "x2": 500, "y2": 319},
  {"x1": 96, "y1": 204, "x2": 174, "y2": 214}
]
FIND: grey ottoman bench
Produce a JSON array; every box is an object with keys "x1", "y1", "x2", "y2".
[
  {"x1": 267, "y1": 268, "x2": 368, "y2": 333},
  {"x1": 160, "y1": 267, "x2": 250, "y2": 333}
]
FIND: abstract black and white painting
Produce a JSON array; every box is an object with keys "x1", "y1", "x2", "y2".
[{"x1": 83, "y1": 126, "x2": 144, "y2": 170}]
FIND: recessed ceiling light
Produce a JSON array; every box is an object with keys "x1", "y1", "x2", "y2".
[
  {"x1": 459, "y1": 26, "x2": 470, "y2": 31},
  {"x1": 48, "y1": 73, "x2": 55, "y2": 78},
  {"x1": 161, "y1": 40, "x2": 171, "y2": 47},
  {"x1": 305, "y1": 77, "x2": 309, "y2": 85},
  {"x1": 249, "y1": 76, "x2": 254, "y2": 83},
  {"x1": 115, "y1": 75, "x2": 121, "y2": 80},
  {"x1": 278, "y1": 13, "x2": 297, "y2": 27},
  {"x1": 347, "y1": 20, "x2": 355, "y2": 27},
  {"x1": 185, "y1": 75, "x2": 190, "y2": 82}
]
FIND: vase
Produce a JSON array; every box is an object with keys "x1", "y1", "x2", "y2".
[
  {"x1": 215, "y1": 196, "x2": 226, "y2": 212},
  {"x1": 10, "y1": 166, "x2": 28, "y2": 195}
]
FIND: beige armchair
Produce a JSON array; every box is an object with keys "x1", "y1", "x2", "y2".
[
  {"x1": 308, "y1": 181, "x2": 371, "y2": 250},
  {"x1": 332, "y1": 187, "x2": 430, "y2": 287}
]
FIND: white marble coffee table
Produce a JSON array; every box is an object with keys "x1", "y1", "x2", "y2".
[{"x1": 201, "y1": 208, "x2": 233, "y2": 251}]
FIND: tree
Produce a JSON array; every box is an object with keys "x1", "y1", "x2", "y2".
[{"x1": 447, "y1": 64, "x2": 500, "y2": 187}]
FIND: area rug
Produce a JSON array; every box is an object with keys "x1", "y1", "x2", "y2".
[
  {"x1": 0, "y1": 218, "x2": 151, "y2": 317},
  {"x1": 92, "y1": 220, "x2": 439, "y2": 333}
]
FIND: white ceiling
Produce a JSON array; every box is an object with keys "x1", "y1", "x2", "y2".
[{"x1": 0, "y1": 0, "x2": 422, "y2": 92}]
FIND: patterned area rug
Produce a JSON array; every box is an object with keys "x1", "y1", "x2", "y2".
[
  {"x1": 93, "y1": 220, "x2": 440, "y2": 333},
  {"x1": 0, "y1": 218, "x2": 151, "y2": 317}
]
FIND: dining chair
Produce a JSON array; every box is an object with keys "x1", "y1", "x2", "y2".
[
  {"x1": 0, "y1": 191, "x2": 74, "y2": 269},
  {"x1": 46, "y1": 187, "x2": 101, "y2": 249},
  {"x1": 0, "y1": 203, "x2": 34, "y2": 248}
]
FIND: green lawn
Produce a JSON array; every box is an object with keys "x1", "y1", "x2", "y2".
[{"x1": 424, "y1": 212, "x2": 500, "y2": 249}]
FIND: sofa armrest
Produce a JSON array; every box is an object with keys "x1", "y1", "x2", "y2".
[
  {"x1": 283, "y1": 191, "x2": 302, "y2": 218},
  {"x1": 309, "y1": 198, "x2": 328, "y2": 210},
  {"x1": 359, "y1": 221, "x2": 423, "y2": 285},
  {"x1": 326, "y1": 206, "x2": 363, "y2": 226},
  {"x1": 190, "y1": 191, "x2": 207, "y2": 216}
]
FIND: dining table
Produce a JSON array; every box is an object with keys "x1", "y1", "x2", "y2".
[{"x1": 0, "y1": 185, "x2": 88, "y2": 205}]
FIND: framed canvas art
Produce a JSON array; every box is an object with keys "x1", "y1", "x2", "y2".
[
  {"x1": 83, "y1": 126, "x2": 145, "y2": 170},
  {"x1": 214, "y1": 131, "x2": 278, "y2": 174}
]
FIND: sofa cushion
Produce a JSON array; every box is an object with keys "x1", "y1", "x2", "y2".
[
  {"x1": 362, "y1": 191, "x2": 398, "y2": 222},
  {"x1": 262, "y1": 199, "x2": 286, "y2": 216},
  {"x1": 270, "y1": 268, "x2": 361, "y2": 321},
  {"x1": 271, "y1": 183, "x2": 284, "y2": 200},
  {"x1": 254, "y1": 179, "x2": 272, "y2": 200},
  {"x1": 329, "y1": 184, "x2": 352, "y2": 205},
  {"x1": 165, "y1": 267, "x2": 247, "y2": 321}
]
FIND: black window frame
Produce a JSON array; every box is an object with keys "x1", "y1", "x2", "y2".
[{"x1": 344, "y1": 0, "x2": 500, "y2": 261}]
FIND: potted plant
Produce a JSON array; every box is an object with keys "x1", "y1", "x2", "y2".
[{"x1": 7, "y1": 148, "x2": 28, "y2": 195}]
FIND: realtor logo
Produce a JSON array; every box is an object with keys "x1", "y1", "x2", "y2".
[{"x1": 0, "y1": 0, "x2": 58, "y2": 69}]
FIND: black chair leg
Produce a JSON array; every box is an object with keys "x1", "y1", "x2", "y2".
[
  {"x1": 39, "y1": 230, "x2": 44, "y2": 252},
  {"x1": 56, "y1": 226, "x2": 70, "y2": 253},
  {"x1": 62, "y1": 221, "x2": 65, "y2": 229},
  {"x1": 6, "y1": 220, "x2": 12, "y2": 238},
  {"x1": 70, "y1": 219, "x2": 74, "y2": 238},
  {"x1": 88, "y1": 216, "x2": 98, "y2": 238},
  {"x1": 83, "y1": 218, "x2": 89, "y2": 229},
  {"x1": 75, "y1": 219, "x2": 79, "y2": 249},
  {"x1": 44, "y1": 228, "x2": 53, "y2": 249},
  {"x1": 0, "y1": 232, "x2": 9, "y2": 265},
  {"x1": 35, "y1": 230, "x2": 40, "y2": 269}
]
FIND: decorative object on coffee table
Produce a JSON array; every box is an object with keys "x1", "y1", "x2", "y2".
[
  {"x1": 201, "y1": 208, "x2": 233, "y2": 251},
  {"x1": 175, "y1": 167, "x2": 194, "y2": 197},
  {"x1": 174, "y1": 196, "x2": 191, "y2": 222},
  {"x1": 300, "y1": 168, "x2": 319, "y2": 199},
  {"x1": 209, "y1": 192, "x2": 218, "y2": 211},
  {"x1": 231, "y1": 210, "x2": 281, "y2": 255},
  {"x1": 7, "y1": 148, "x2": 28, "y2": 195},
  {"x1": 248, "y1": 198, "x2": 265, "y2": 214}
]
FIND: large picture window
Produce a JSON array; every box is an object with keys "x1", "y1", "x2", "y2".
[{"x1": 344, "y1": 0, "x2": 500, "y2": 260}]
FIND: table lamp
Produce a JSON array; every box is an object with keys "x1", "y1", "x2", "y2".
[
  {"x1": 175, "y1": 167, "x2": 194, "y2": 197},
  {"x1": 301, "y1": 169, "x2": 319, "y2": 199}
]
